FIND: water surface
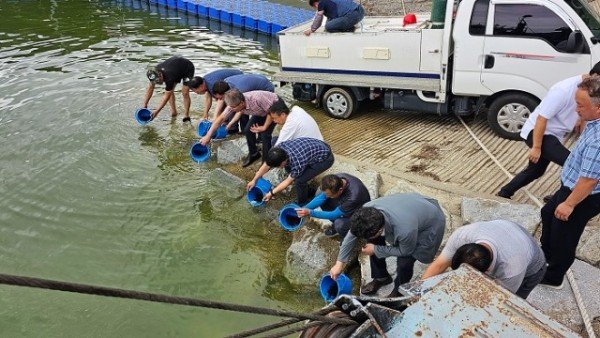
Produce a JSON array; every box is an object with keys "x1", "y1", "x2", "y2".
[{"x1": 0, "y1": 1, "x2": 322, "y2": 336}]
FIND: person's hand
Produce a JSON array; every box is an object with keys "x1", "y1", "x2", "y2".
[
  {"x1": 202, "y1": 113, "x2": 209, "y2": 121},
  {"x1": 246, "y1": 180, "x2": 256, "y2": 191},
  {"x1": 249, "y1": 124, "x2": 265, "y2": 133},
  {"x1": 296, "y1": 208, "x2": 311, "y2": 217},
  {"x1": 574, "y1": 119, "x2": 586, "y2": 134},
  {"x1": 554, "y1": 202, "x2": 574, "y2": 221},
  {"x1": 330, "y1": 262, "x2": 344, "y2": 281},
  {"x1": 199, "y1": 136, "x2": 211, "y2": 146},
  {"x1": 263, "y1": 191, "x2": 274, "y2": 202},
  {"x1": 303, "y1": 29, "x2": 312, "y2": 36},
  {"x1": 528, "y1": 147, "x2": 541, "y2": 163},
  {"x1": 361, "y1": 244, "x2": 375, "y2": 256}
]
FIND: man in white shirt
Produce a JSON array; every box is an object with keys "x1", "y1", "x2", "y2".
[
  {"x1": 422, "y1": 220, "x2": 546, "y2": 299},
  {"x1": 267, "y1": 99, "x2": 323, "y2": 145},
  {"x1": 497, "y1": 63, "x2": 600, "y2": 199}
]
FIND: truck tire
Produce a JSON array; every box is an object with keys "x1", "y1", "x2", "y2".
[
  {"x1": 322, "y1": 87, "x2": 357, "y2": 119},
  {"x1": 487, "y1": 93, "x2": 539, "y2": 140}
]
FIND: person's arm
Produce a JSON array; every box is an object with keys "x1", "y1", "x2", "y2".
[
  {"x1": 151, "y1": 90, "x2": 174, "y2": 119},
  {"x1": 250, "y1": 115, "x2": 273, "y2": 133},
  {"x1": 304, "y1": 11, "x2": 324, "y2": 36},
  {"x1": 202, "y1": 92, "x2": 213, "y2": 120},
  {"x1": 247, "y1": 162, "x2": 272, "y2": 191},
  {"x1": 297, "y1": 192, "x2": 327, "y2": 217},
  {"x1": 421, "y1": 255, "x2": 452, "y2": 280},
  {"x1": 199, "y1": 111, "x2": 228, "y2": 145},
  {"x1": 263, "y1": 175, "x2": 295, "y2": 202},
  {"x1": 225, "y1": 111, "x2": 244, "y2": 131},
  {"x1": 213, "y1": 99, "x2": 226, "y2": 119},
  {"x1": 310, "y1": 207, "x2": 345, "y2": 220},
  {"x1": 529, "y1": 115, "x2": 548, "y2": 164},
  {"x1": 330, "y1": 261, "x2": 345, "y2": 281},
  {"x1": 374, "y1": 228, "x2": 417, "y2": 258},
  {"x1": 337, "y1": 231, "x2": 358, "y2": 263},
  {"x1": 304, "y1": 192, "x2": 327, "y2": 209},
  {"x1": 143, "y1": 82, "x2": 155, "y2": 108},
  {"x1": 555, "y1": 177, "x2": 599, "y2": 220}
]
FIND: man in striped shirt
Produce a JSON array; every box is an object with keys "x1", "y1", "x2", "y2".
[
  {"x1": 540, "y1": 75, "x2": 600, "y2": 289},
  {"x1": 247, "y1": 138, "x2": 334, "y2": 205}
]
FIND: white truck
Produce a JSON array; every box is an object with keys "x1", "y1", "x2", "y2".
[{"x1": 273, "y1": 0, "x2": 600, "y2": 139}]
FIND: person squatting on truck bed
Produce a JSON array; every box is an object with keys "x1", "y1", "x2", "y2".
[{"x1": 304, "y1": 0, "x2": 365, "y2": 35}]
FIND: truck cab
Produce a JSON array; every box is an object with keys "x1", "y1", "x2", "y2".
[{"x1": 452, "y1": 0, "x2": 600, "y2": 138}]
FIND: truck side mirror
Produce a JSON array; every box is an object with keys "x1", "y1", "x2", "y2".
[{"x1": 566, "y1": 30, "x2": 583, "y2": 53}]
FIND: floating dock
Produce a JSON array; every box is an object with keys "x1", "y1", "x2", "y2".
[{"x1": 136, "y1": 0, "x2": 314, "y2": 36}]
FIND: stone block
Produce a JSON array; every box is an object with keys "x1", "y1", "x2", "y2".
[
  {"x1": 577, "y1": 226, "x2": 600, "y2": 267},
  {"x1": 283, "y1": 224, "x2": 341, "y2": 285},
  {"x1": 461, "y1": 197, "x2": 540, "y2": 234},
  {"x1": 216, "y1": 137, "x2": 247, "y2": 164},
  {"x1": 325, "y1": 160, "x2": 381, "y2": 199}
]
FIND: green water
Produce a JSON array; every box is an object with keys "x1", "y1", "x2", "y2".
[{"x1": 0, "y1": 1, "x2": 322, "y2": 336}]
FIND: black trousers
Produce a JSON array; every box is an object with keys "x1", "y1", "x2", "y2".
[
  {"x1": 369, "y1": 236, "x2": 417, "y2": 288},
  {"x1": 541, "y1": 185, "x2": 600, "y2": 283},
  {"x1": 500, "y1": 132, "x2": 570, "y2": 197},
  {"x1": 294, "y1": 151, "x2": 334, "y2": 205},
  {"x1": 244, "y1": 115, "x2": 275, "y2": 158}
]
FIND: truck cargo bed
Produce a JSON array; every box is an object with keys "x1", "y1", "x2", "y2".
[{"x1": 274, "y1": 15, "x2": 445, "y2": 92}]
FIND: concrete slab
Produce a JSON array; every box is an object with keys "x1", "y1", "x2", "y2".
[
  {"x1": 526, "y1": 259, "x2": 600, "y2": 336},
  {"x1": 461, "y1": 197, "x2": 541, "y2": 234}
]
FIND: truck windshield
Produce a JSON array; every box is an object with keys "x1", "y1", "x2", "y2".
[{"x1": 564, "y1": 0, "x2": 600, "y2": 37}]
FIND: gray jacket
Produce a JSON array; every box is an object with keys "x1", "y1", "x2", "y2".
[{"x1": 337, "y1": 193, "x2": 446, "y2": 263}]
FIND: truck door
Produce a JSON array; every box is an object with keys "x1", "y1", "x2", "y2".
[{"x1": 481, "y1": 0, "x2": 592, "y2": 96}]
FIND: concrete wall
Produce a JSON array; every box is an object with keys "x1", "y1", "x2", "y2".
[{"x1": 358, "y1": 0, "x2": 432, "y2": 16}]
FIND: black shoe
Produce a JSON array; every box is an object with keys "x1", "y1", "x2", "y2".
[
  {"x1": 539, "y1": 277, "x2": 564, "y2": 290},
  {"x1": 360, "y1": 276, "x2": 393, "y2": 295},
  {"x1": 182, "y1": 117, "x2": 191, "y2": 123},
  {"x1": 324, "y1": 226, "x2": 338, "y2": 237},
  {"x1": 543, "y1": 195, "x2": 553, "y2": 203},
  {"x1": 242, "y1": 153, "x2": 261, "y2": 167},
  {"x1": 496, "y1": 190, "x2": 511, "y2": 199},
  {"x1": 386, "y1": 289, "x2": 401, "y2": 298}
]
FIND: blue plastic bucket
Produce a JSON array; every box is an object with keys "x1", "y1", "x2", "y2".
[
  {"x1": 214, "y1": 125, "x2": 227, "y2": 139},
  {"x1": 247, "y1": 178, "x2": 272, "y2": 207},
  {"x1": 319, "y1": 274, "x2": 353, "y2": 302},
  {"x1": 135, "y1": 108, "x2": 152, "y2": 125},
  {"x1": 190, "y1": 142, "x2": 211, "y2": 163},
  {"x1": 278, "y1": 203, "x2": 306, "y2": 231},
  {"x1": 197, "y1": 120, "x2": 227, "y2": 139},
  {"x1": 197, "y1": 120, "x2": 212, "y2": 137}
]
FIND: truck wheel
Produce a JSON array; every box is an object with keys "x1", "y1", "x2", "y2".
[
  {"x1": 322, "y1": 87, "x2": 357, "y2": 119},
  {"x1": 487, "y1": 93, "x2": 539, "y2": 140}
]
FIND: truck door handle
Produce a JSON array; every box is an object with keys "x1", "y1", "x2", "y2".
[{"x1": 484, "y1": 55, "x2": 495, "y2": 69}]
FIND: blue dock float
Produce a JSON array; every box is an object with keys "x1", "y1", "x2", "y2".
[{"x1": 133, "y1": 0, "x2": 314, "y2": 36}]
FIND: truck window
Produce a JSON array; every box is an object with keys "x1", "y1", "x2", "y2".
[
  {"x1": 564, "y1": 0, "x2": 600, "y2": 37},
  {"x1": 493, "y1": 4, "x2": 573, "y2": 52},
  {"x1": 469, "y1": 0, "x2": 489, "y2": 36}
]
